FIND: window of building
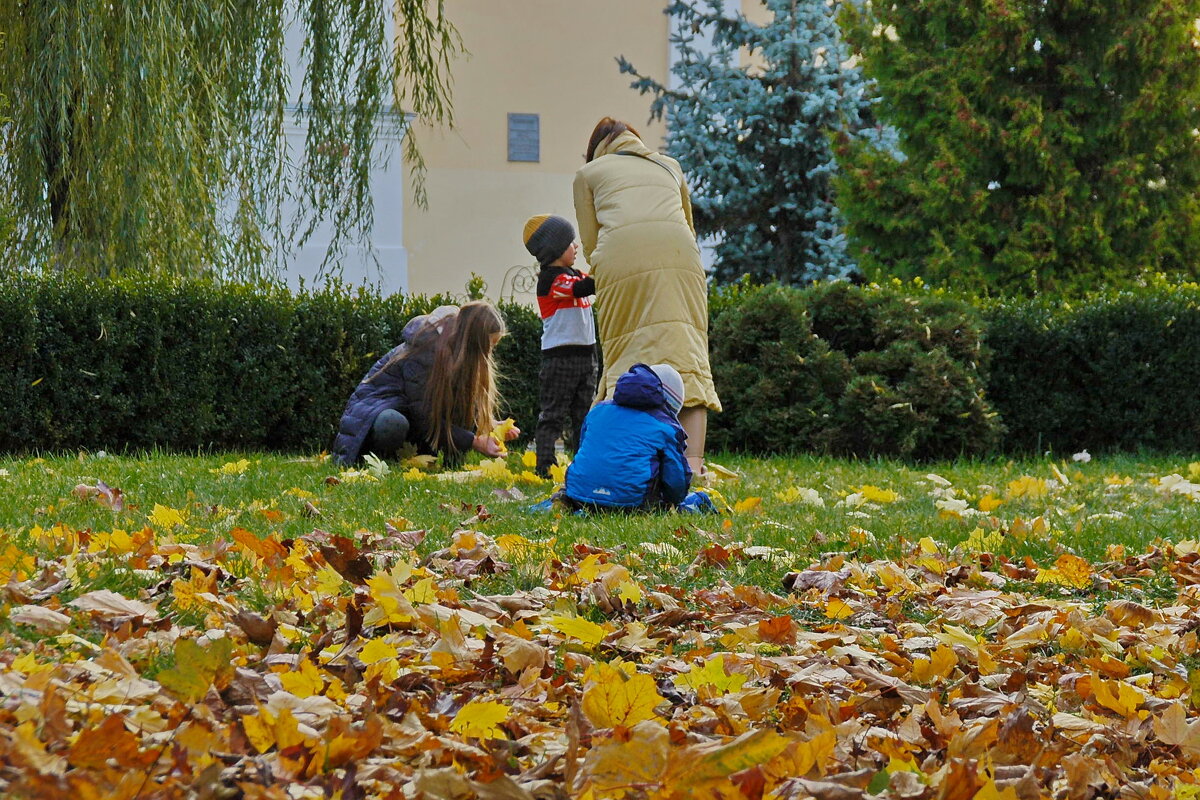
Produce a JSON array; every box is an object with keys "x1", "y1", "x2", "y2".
[{"x1": 507, "y1": 113, "x2": 540, "y2": 162}]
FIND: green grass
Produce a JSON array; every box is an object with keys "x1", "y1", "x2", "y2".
[{"x1": 2, "y1": 449, "x2": 1199, "y2": 598}]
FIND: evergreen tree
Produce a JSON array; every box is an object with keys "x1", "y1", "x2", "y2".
[
  {"x1": 620, "y1": 0, "x2": 887, "y2": 285},
  {"x1": 836, "y1": 0, "x2": 1200, "y2": 294},
  {"x1": 0, "y1": 1, "x2": 459, "y2": 278}
]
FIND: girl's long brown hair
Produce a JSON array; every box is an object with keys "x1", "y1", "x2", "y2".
[
  {"x1": 586, "y1": 117, "x2": 640, "y2": 162},
  {"x1": 424, "y1": 301, "x2": 505, "y2": 452}
]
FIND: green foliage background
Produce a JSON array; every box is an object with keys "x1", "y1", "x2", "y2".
[
  {"x1": 708, "y1": 282, "x2": 1001, "y2": 459},
  {"x1": 835, "y1": 0, "x2": 1200, "y2": 294},
  {"x1": 0, "y1": 1, "x2": 459, "y2": 279},
  {"x1": 0, "y1": 275, "x2": 536, "y2": 455},
  {"x1": 4, "y1": 276, "x2": 1200, "y2": 460}
]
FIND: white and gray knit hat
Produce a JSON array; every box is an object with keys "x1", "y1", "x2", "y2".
[{"x1": 649, "y1": 364, "x2": 684, "y2": 415}]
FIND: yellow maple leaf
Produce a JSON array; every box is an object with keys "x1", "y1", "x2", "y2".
[
  {"x1": 674, "y1": 654, "x2": 748, "y2": 694},
  {"x1": 858, "y1": 484, "x2": 899, "y2": 503},
  {"x1": 1006, "y1": 475, "x2": 1048, "y2": 500},
  {"x1": 961, "y1": 527, "x2": 1004, "y2": 554},
  {"x1": 1093, "y1": 678, "x2": 1145, "y2": 717},
  {"x1": 313, "y1": 566, "x2": 345, "y2": 596},
  {"x1": 365, "y1": 564, "x2": 416, "y2": 625},
  {"x1": 550, "y1": 614, "x2": 607, "y2": 647},
  {"x1": 450, "y1": 700, "x2": 510, "y2": 739},
  {"x1": 582, "y1": 661, "x2": 665, "y2": 728},
  {"x1": 1052, "y1": 553, "x2": 1093, "y2": 589},
  {"x1": 404, "y1": 576, "x2": 437, "y2": 604},
  {"x1": 279, "y1": 659, "x2": 324, "y2": 699},
  {"x1": 911, "y1": 645, "x2": 958, "y2": 683},
  {"x1": 977, "y1": 493, "x2": 1003, "y2": 513},
  {"x1": 616, "y1": 580, "x2": 643, "y2": 604},
  {"x1": 476, "y1": 457, "x2": 515, "y2": 482},
  {"x1": 1035, "y1": 553, "x2": 1093, "y2": 590},
  {"x1": 489, "y1": 418, "x2": 516, "y2": 453},
  {"x1": 359, "y1": 638, "x2": 398, "y2": 665},
  {"x1": 522, "y1": 451, "x2": 537, "y2": 468},
  {"x1": 733, "y1": 496, "x2": 763, "y2": 513},
  {"x1": 149, "y1": 503, "x2": 186, "y2": 529},
  {"x1": 242, "y1": 709, "x2": 277, "y2": 754},
  {"x1": 550, "y1": 463, "x2": 568, "y2": 484},
  {"x1": 972, "y1": 778, "x2": 1020, "y2": 800},
  {"x1": 401, "y1": 467, "x2": 428, "y2": 481},
  {"x1": 210, "y1": 459, "x2": 250, "y2": 476},
  {"x1": 824, "y1": 599, "x2": 855, "y2": 620},
  {"x1": 565, "y1": 553, "x2": 603, "y2": 587}
]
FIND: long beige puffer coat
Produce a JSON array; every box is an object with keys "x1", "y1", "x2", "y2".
[{"x1": 573, "y1": 130, "x2": 721, "y2": 411}]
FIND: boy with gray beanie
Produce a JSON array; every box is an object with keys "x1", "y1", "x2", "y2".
[{"x1": 523, "y1": 214, "x2": 597, "y2": 477}]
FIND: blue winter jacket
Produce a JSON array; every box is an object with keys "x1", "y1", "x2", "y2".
[{"x1": 564, "y1": 364, "x2": 692, "y2": 509}]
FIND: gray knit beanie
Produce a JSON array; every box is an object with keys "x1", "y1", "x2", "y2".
[{"x1": 523, "y1": 214, "x2": 576, "y2": 267}]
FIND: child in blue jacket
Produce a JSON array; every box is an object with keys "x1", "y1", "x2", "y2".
[{"x1": 562, "y1": 363, "x2": 692, "y2": 510}]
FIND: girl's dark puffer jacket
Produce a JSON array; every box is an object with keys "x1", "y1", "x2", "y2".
[{"x1": 332, "y1": 321, "x2": 475, "y2": 465}]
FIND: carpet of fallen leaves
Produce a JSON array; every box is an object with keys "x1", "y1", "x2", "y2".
[{"x1": 4, "y1": 457, "x2": 1200, "y2": 800}]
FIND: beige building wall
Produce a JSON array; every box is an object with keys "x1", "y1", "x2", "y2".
[{"x1": 402, "y1": 1, "x2": 670, "y2": 300}]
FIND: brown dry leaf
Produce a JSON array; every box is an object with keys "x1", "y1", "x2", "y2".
[
  {"x1": 495, "y1": 632, "x2": 549, "y2": 675},
  {"x1": 319, "y1": 535, "x2": 373, "y2": 585},
  {"x1": 68, "y1": 589, "x2": 157, "y2": 620},
  {"x1": 67, "y1": 714, "x2": 157, "y2": 770},
  {"x1": 9, "y1": 605, "x2": 71, "y2": 634},
  {"x1": 581, "y1": 721, "x2": 671, "y2": 793}
]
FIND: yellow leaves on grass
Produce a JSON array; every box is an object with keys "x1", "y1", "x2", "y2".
[
  {"x1": 774, "y1": 486, "x2": 824, "y2": 506},
  {"x1": 1035, "y1": 553, "x2": 1094, "y2": 590},
  {"x1": 583, "y1": 661, "x2": 664, "y2": 728},
  {"x1": 550, "y1": 614, "x2": 608, "y2": 648},
  {"x1": 157, "y1": 636, "x2": 234, "y2": 703},
  {"x1": 674, "y1": 654, "x2": 748, "y2": 695},
  {"x1": 824, "y1": 598, "x2": 855, "y2": 620},
  {"x1": 856, "y1": 484, "x2": 900, "y2": 503},
  {"x1": 210, "y1": 458, "x2": 250, "y2": 475},
  {"x1": 1092, "y1": 677, "x2": 1146, "y2": 718},
  {"x1": 910, "y1": 645, "x2": 958, "y2": 684},
  {"x1": 1006, "y1": 475, "x2": 1048, "y2": 500},
  {"x1": 149, "y1": 503, "x2": 187, "y2": 529}
]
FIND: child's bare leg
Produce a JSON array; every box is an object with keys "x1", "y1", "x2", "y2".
[{"x1": 678, "y1": 406, "x2": 707, "y2": 475}]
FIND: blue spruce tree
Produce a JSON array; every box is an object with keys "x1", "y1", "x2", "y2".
[{"x1": 620, "y1": 0, "x2": 890, "y2": 284}]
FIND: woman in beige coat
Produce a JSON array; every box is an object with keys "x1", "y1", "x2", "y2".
[{"x1": 573, "y1": 117, "x2": 720, "y2": 475}]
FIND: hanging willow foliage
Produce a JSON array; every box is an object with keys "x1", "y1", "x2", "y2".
[{"x1": 0, "y1": 0, "x2": 459, "y2": 279}]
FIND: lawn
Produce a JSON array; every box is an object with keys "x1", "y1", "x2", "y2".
[{"x1": 1, "y1": 449, "x2": 1199, "y2": 798}]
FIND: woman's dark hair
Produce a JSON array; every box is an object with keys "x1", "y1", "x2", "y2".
[{"x1": 586, "y1": 117, "x2": 640, "y2": 162}]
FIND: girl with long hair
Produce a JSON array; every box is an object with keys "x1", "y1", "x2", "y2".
[{"x1": 332, "y1": 301, "x2": 519, "y2": 465}]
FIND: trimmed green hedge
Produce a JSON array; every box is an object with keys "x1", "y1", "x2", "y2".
[
  {"x1": 0, "y1": 274, "x2": 540, "y2": 454},
  {"x1": 6, "y1": 273, "x2": 1200, "y2": 459},
  {"x1": 708, "y1": 282, "x2": 1002, "y2": 459},
  {"x1": 983, "y1": 283, "x2": 1200, "y2": 455}
]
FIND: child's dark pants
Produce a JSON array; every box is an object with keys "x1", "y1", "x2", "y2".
[{"x1": 536, "y1": 351, "x2": 597, "y2": 475}]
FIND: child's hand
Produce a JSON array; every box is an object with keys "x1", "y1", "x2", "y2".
[{"x1": 473, "y1": 434, "x2": 504, "y2": 458}]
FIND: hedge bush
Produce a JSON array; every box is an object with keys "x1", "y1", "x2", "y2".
[
  {"x1": 708, "y1": 282, "x2": 1003, "y2": 459},
  {"x1": 983, "y1": 282, "x2": 1200, "y2": 454},
  {"x1": 0, "y1": 274, "x2": 541, "y2": 455},
  {"x1": 8, "y1": 273, "x2": 1200, "y2": 459}
]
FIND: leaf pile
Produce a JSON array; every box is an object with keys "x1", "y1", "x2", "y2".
[{"x1": 2, "y1": 460, "x2": 1200, "y2": 799}]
